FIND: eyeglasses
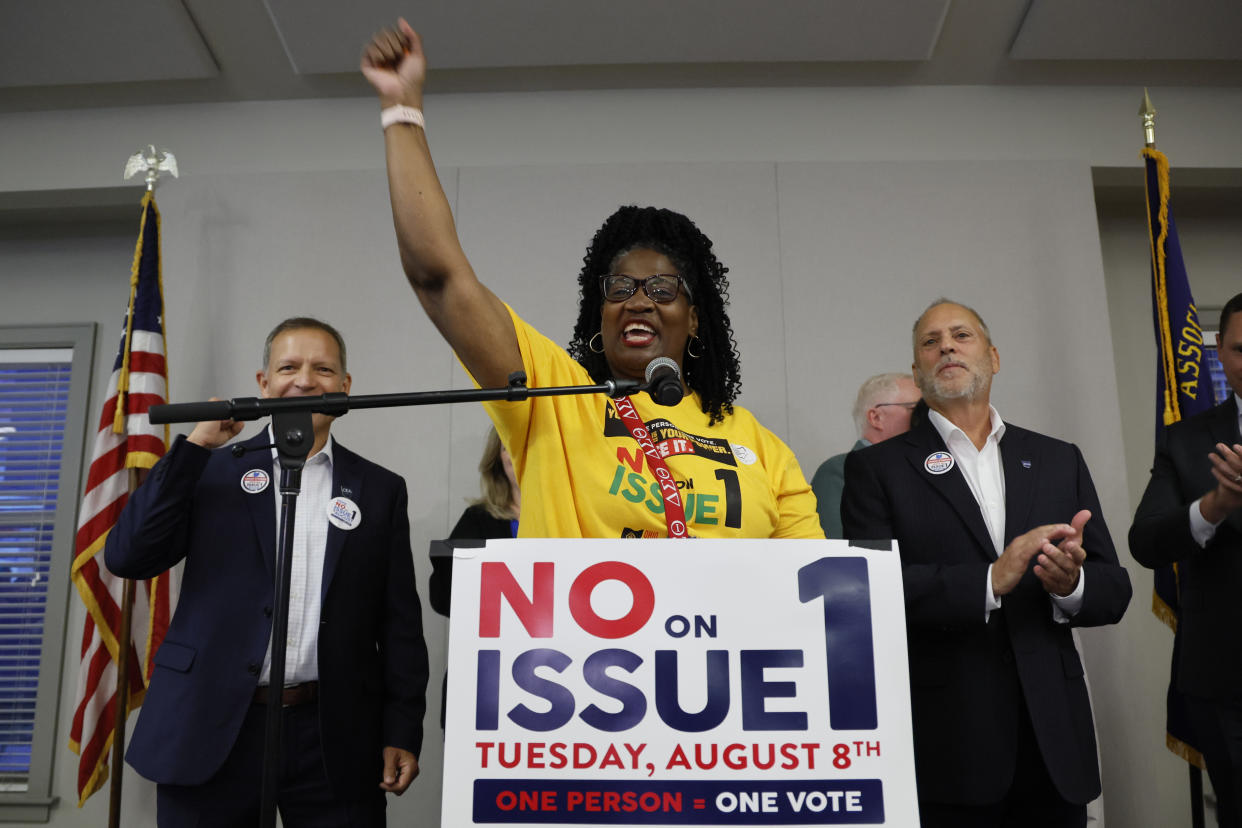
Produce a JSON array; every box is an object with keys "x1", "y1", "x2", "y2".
[
  {"x1": 601, "y1": 274, "x2": 690, "y2": 304},
  {"x1": 874, "y1": 402, "x2": 919, "y2": 411}
]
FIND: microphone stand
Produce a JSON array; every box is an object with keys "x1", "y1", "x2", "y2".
[{"x1": 146, "y1": 371, "x2": 647, "y2": 828}]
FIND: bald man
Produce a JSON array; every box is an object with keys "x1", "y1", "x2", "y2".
[
  {"x1": 842, "y1": 299, "x2": 1131, "y2": 827},
  {"x1": 811, "y1": 372, "x2": 920, "y2": 538}
]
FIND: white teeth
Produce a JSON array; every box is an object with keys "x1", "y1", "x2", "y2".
[{"x1": 624, "y1": 323, "x2": 655, "y2": 334}]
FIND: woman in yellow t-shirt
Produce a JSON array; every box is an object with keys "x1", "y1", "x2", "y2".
[{"x1": 362, "y1": 21, "x2": 822, "y2": 540}]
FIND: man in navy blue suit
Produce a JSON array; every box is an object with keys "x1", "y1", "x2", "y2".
[
  {"x1": 1131, "y1": 292, "x2": 1242, "y2": 827},
  {"x1": 105, "y1": 318, "x2": 428, "y2": 827},
  {"x1": 842, "y1": 300, "x2": 1131, "y2": 827}
]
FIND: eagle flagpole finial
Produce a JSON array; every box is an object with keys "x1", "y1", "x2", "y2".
[{"x1": 123, "y1": 145, "x2": 178, "y2": 192}]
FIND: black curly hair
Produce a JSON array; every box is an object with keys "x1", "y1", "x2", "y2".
[{"x1": 567, "y1": 205, "x2": 742, "y2": 425}]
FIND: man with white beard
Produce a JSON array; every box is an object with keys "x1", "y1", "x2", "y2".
[{"x1": 841, "y1": 299, "x2": 1131, "y2": 827}]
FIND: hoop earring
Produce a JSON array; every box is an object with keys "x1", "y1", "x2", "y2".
[
  {"x1": 686, "y1": 335, "x2": 704, "y2": 359},
  {"x1": 588, "y1": 332, "x2": 604, "y2": 354}
]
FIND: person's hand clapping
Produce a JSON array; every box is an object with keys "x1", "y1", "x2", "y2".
[
  {"x1": 361, "y1": 18, "x2": 427, "y2": 109},
  {"x1": 1199, "y1": 442, "x2": 1242, "y2": 523},
  {"x1": 1033, "y1": 509, "x2": 1090, "y2": 597},
  {"x1": 991, "y1": 515, "x2": 1084, "y2": 597}
]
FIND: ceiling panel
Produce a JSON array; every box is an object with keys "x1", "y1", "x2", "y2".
[
  {"x1": 1, "y1": 0, "x2": 1240, "y2": 112},
  {"x1": 264, "y1": 0, "x2": 951, "y2": 73},
  {"x1": 0, "y1": 0, "x2": 217, "y2": 87},
  {"x1": 1012, "y1": 0, "x2": 1242, "y2": 61}
]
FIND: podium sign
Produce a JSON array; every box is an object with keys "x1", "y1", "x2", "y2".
[{"x1": 443, "y1": 539, "x2": 918, "y2": 825}]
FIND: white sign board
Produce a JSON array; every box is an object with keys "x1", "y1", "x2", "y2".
[{"x1": 442, "y1": 539, "x2": 918, "y2": 825}]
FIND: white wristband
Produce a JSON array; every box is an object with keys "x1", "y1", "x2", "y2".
[{"x1": 380, "y1": 105, "x2": 425, "y2": 130}]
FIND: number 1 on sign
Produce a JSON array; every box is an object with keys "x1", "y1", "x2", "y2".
[{"x1": 797, "y1": 557, "x2": 878, "y2": 730}]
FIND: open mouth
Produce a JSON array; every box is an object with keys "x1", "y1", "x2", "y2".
[{"x1": 622, "y1": 322, "x2": 656, "y2": 347}]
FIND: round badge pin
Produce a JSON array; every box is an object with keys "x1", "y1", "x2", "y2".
[
  {"x1": 326, "y1": 496, "x2": 361, "y2": 531},
  {"x1": 924, "y1": 451, "x2": 954, "y2": 475},
  {"x1": 730, "y1": 443, "x2": 757, "y2": 466},
  {"x1": 240, "y1": 469, "x2": 270, "y2": 494}
]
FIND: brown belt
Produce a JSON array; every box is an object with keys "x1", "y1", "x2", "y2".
[{"x1": 253, "y1": 681, "x2": 319, "y2": 707}]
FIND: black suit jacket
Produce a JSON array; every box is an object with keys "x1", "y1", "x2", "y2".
[
  {"x1": 429, "y1": 504, "x2": 515, "y2": 617},
  {"x1": 1130, "y1": 396, "x2": 1242, "y2": 700},
  {"x1": 104, "y1": 431, "x2": 429, "y2": 796},
  {"x1": 842, "y1": 417, "x2": 1131, "y2": 806}
]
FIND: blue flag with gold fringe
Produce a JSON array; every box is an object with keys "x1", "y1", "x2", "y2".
[{"x1": 1143, "y1": 146, "x2": 1213, "y2": 768}]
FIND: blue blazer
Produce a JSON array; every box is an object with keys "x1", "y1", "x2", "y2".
[
  {"x1": 104, "y1": 431, "x2": 428, "y2": 795},
  {"x1": 842, "y1": 417, "x2": 1131, "y2": 807}
]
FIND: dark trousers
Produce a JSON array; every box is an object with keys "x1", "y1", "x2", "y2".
[
  {"x1": 919, "y1": 697, "x2": 1087, "y2": 828},
  {"x1": 156, "y1": 701, "x2": 386, "y2": 828},
  {"x1": 1185, "y1": 693, "x2": 1242, "y2": 828}
]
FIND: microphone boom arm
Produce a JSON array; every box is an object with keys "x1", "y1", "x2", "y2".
[{"x1": 148, "y1": 371, "x2": 646, "y2": 425}]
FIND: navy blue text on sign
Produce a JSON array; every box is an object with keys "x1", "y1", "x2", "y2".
[{"x1": 475, "y1": 557, "x2": 877, "y2": 734}]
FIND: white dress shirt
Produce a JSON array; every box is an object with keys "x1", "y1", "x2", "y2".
[
  {"x1": 260, "y1": 429, "x2": 334, "y2": 685},
  {"x1": 928, "y1": 407, "x2": 1085, "y2": 621},
  {"x1": 1189, "y1": 392, "x2": 1242, "y2": 546}
]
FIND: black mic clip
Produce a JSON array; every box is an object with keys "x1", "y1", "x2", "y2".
[
  {"x1": 231, "y1": 442, "x2": 276, "y2": 458},
  {"x1": 604, "y1": 378, "x2": 641, "y2": 398},
  {"x1": 505, "y1": 371, "x2": 530, "y2": 401}
]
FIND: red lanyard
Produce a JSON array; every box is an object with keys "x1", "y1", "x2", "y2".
[{"x1": 613, "y1": 396, "x2": 690, "y2": 538}]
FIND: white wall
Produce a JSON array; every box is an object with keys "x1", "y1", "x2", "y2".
[
  {"x1": 2, "y1": 83, "x2": 1241, "y2": 827},
  {"x1": 3, "y1": 86, "x2": 1242, "y2": 191}
]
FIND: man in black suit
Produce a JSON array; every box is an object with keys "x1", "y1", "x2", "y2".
[
  {"x1": 842, "y1": 299, "x2": 1132, "y2": 827},
  {"x1": 105, "y1": 318, "x2": 429, "y2": 827},
  {"x1": 1130, "y1": 292, "x2": 1242, "y2": 828}
]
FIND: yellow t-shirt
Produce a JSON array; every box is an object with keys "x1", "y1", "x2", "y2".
[{"x1": 478, "y1": 307, "x2": 823, "y2": 539}]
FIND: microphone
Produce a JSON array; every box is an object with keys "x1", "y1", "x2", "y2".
[
  {"x1": 148, "y1": 399, "x2": 233, "y2": 425},
  {"x1": 644, "y1": 357, "x2": 684, "y2": 406}
]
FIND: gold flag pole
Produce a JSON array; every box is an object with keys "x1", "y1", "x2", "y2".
[
  {"x1": 1138, "y1": 90, "x2": 1208, "y2": 828},
  {"x1": 1141, "y1": 88, "x2": 1157, "y2": 148},
  {"x1": 107, "y1": 145, "x2": 177, "y2": 828}
]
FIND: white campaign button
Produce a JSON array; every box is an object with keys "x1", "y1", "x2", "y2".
[
  {"x1": 240, "y1": 469, "x2": 270, "y2": 493},
  {"x1": 326, "y1": 496, "x2": 361, "y2": 530},
  {"x1": 730, "y1": 443, "x2": 757, "y2": 466},
  {"x1": 924, "y1": 451, "x2": 954, "y2": 475}
]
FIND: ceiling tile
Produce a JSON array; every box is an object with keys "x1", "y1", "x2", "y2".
[
  {"x1": 265, "y1": 0, "x2": 951, "y2": 73},
  {"x1": 1012, "y1": 0, "x2": 1242, "y2": 61},
  {"x1": 0, "y1": 0, "x2": 217, "y2": 87}
]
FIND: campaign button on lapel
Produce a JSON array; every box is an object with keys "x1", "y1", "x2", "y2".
[
  {"x1": 924, "y1": 451, "x2": 954, "y2": 475},
  {"x1": 240, "y1": 469, "x2": 270, "y2": 493},
  {"x1": 327, "y1": 496, "x2": 361, "y2": 530}
]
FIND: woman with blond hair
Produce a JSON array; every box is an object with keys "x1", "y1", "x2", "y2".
[{"x1": 428, "y1": 427, "x2": 519, "y2": 618}]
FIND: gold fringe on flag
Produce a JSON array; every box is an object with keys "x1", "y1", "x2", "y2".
[{"x1": 1142, "y1": 147, "x2": 1180, "y2": 427}]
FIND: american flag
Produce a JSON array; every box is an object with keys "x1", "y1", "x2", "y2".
[{"x1": 67, "y1": 191, "x2": 175, "y2": 805}]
